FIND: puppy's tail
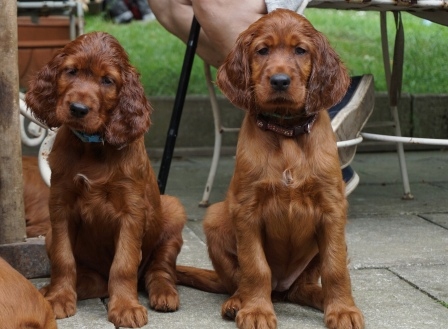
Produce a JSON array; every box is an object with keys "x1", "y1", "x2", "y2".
[{"x1": 176, "y1": 265, "x2": 227, "y2": 294}]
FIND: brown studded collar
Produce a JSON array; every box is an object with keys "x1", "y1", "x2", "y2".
[{"x1": 256, "y1": 113, "x2": 318, "y2": 137}]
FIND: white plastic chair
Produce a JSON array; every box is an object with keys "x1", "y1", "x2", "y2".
[
  {"x1": 198, "y1": 0, "x2": 371, "y2": 206},
  {"x1": 19, "y1": 1, "x2": 85, "y2": 187}
]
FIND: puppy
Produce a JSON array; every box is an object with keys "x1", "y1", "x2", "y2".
[
  {"x1": 0, "y1": 257, "x2": 57, "y2": 328},
  {"x1": 22, "y1": 155, "x2": 51, "y2": 237},
  {"x1": 25, "y1": 31, "x2": 186, "y2": 328},
  {"x1": 177, "y1": 9, "x2": 364, "y2": 329}
]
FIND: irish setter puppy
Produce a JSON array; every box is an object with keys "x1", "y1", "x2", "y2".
[
  {"x1": 25, "y1": 31, "x2": 186, "y2": 328},
  {"x1": 177, "y1": 9, "x2": 364, "y2": 329},
  {"x1": 22, "y1": 155, "x2": 51, "y2": 237},
  {"x1": 0, "y1": 257, "x2": 57, "y2": 328}
]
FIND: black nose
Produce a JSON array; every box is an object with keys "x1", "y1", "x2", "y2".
[
  {"x1": 70, "y1": 103, "x2": 89, "y2": 118},
  {"x1": 270, "y1": 73, "x2": 290, "y2": 91}
]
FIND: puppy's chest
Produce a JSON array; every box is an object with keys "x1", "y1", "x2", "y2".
[
  {"x1": 261, "y1": 142, "x2": 314, "y2": 188},
  {"x1": 249, "y1": 159, "x2": 323, "y2": 223},
  {"x1": 259, "y1": 161, "x2": 316, "y2": 192},
  {"x1": 57, "y1": 169, "x2": 141, "y2": 222}
]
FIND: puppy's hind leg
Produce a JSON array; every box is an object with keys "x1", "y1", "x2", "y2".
[
  {"x1": 76, "y1": 265, "x2": 109, "y2": 300},
  {"x1": 145, "y1": 195, "x2": 186, "y2": 312},
  {"x1": 203, "y1": 202, "x2": 241, "y2": 320},
  {"x1": 286, "y1": 255, "x2": 324, "y2": 311},
  {"x1": 145, "y1": 236, "x2": 183, "y2": 312}
]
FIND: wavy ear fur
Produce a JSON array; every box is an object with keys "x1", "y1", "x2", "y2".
[
  {"x1": 25, "y1": 51, "x2": 66, "y2": 128},
  {"x1": 218, "y1": 11, "x2": 349, "y2": 115},
  {"x1": 306, "y1": 32, "x2": 350, "y2": 114},
  {"x1": 216, "y1": 29, "x2": 255, "y2": 112},
  {"x1": 105, "y1": 65, "x2": 152, "y2": 146}
]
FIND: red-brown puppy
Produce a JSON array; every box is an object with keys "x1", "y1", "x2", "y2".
[
  {"x1": 25, "y1": 31, "x2": 186, "y2": 328},
  {"x1": 22, "y1": 155, "x2": 51, "y2": 237},
  {"x1": 0, "y1": 257, "x2": 57, "y2": 328},
  {"x1": 177, "y1": 9, "x2": 364, "y2": 329}
]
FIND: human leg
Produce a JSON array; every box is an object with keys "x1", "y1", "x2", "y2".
[
  {"x1": 150, "y1": 2, "x2": 372, "y2": 196},
  {"x1": 329, "y1": 75, "x2": 375, "y2": 195},
  {"x1": 192, "y1": 0, "x2": 266, "y2": 66},
  {"x1": 148, "y1": 0, "x2": 266, "y2": 67}
]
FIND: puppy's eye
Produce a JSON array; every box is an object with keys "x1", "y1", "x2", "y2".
[
  {"x1": 257, "y1": 47, "x2": 269, "y2": 56},
  {"x1": 66, "y1": 68, "x2": 77, "y2": 76},
  {"x1": 101, "y1": 76, "x2": 114, "y2": 85},
  {"x1": 295, "y1": 47, "x2": 306, "y2": 55}
]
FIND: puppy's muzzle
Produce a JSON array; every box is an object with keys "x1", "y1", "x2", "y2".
[
  {"x1": 270, "y1": 73, "x2": 290, "y2": 91},
  {"x1": 70, "y1": 102, "x2": 89, "y2": 118}
]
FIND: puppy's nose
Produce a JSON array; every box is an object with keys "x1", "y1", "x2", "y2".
[
  {"x1": 270, "y1": 74, "x2": 290, "y2": 91},
  {"x1": 70, "y1": 103, "x2": 89, "y2": 118}
]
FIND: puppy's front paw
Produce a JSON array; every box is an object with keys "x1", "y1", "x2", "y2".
[
  {"x1": 108, "y1": 301, "x2": 148, "y2": 328},
  {"x1": 235, "y1": 303, "x2": 277, "y2": 329},
  {"x1": 149, "y1": 285, "x2": 179, "y2": 312},
  {"x1": 40, "y1": 284, "x2": 77, "y2": 319},
  {"x1": 221, "y1": 295, "x2": 242, "y2": 320},
  {"x1": 325, "y1": 304, "x2": 364, "y2": 329}
]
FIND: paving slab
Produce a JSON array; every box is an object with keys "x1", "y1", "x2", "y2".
[
  {"x1": 420, "y1": 213, "x2": 448, "y2": 229},
  {"x1": 346, "y1": 214, "x2": 448, "y2": 269},
  {"x1": 390, "y1": 264, "x2": 448, "y2": 305},
  {"x1": 351, "y1": 269, "x2": 448, "y2": 329}
]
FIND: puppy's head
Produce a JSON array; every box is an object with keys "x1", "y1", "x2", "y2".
[
  {"x1": 25, "y1": 31, "x2": 152, "y2": 146},
  {"x1": 217, "y1": 9, "x2": 350, "y2": 116}
]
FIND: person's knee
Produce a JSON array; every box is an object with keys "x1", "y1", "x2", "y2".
[
  {"x1": 194, "y1": 0, "x2": 266, "y2": 20},
  {"x1": 147, "y1": 0, "x2": 181, "y2": 28},
  {"x1": 193, "y1": 0, "x2": 220, "y2": 13}
]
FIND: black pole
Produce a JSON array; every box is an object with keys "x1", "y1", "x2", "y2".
[{"x1": 157, "y1": 17, "x2": 201, "y2": 194}]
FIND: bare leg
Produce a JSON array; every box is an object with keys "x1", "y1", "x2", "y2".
[{"x1": 148, "y1": 0, "x2": 266, "y2": 67}]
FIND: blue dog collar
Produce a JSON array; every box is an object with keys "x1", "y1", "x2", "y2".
[{"x1": 71, "y1": 129, "x2": 104, "y2": 143}]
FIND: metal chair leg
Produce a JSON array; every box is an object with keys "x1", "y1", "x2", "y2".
[{"x1": 380, "y1": 11, "x2": 413, "y2": 200}]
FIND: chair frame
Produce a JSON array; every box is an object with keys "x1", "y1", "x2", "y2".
[{"x1": 19, "y1": 1, "x2": 84, "y2": 187}]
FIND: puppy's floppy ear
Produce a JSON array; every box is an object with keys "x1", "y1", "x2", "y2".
[
  {"x1": 216, "y1": 28, "x2": 255, "y2": 112},
  {"x1": 25, "y1": 51, "x2": 66, "y2": 128},
  {"x1": 306, "y1": 32, "x2": 350, "y2": 114},
  {"x1": 105, "y1": 65, "x2": 152, "y2": 146}
]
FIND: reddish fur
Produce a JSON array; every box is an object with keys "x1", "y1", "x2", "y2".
[
  {"x1": 25, "y1": 31, "x2": 186, "y2": 328},
  {"x1": 0, "y1": 257, "x2": 57, "y2": 329},
  {"x1": 22, "y1": 155, "x2": 51, "y2": 237},
  {"x1": 176, "y1": 9, "x2": 363, "y2": 329}
]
